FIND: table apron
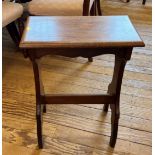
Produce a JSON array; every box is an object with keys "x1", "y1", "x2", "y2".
[{"x1": 26, "y1": 47, "x2": 133, "y2": 61}]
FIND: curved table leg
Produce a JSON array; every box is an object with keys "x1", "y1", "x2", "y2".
[
  {"x1": 103, "y1": 48, "x2": 133, "y2": 147},
  {"x1": 32, "y1": 59, "x2": 45, "y2": 148},
  {"x1": 109, "y1": 55, "x2": 127, "y2": 147}
]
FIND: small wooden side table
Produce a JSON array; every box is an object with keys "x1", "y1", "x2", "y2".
[{"x1": 20, "y1": 16, "x2": 144, "y2": 149}]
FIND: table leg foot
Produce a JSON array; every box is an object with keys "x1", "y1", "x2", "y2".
[
  {"x1": 36, "y1": 108, "x2": 43, "y2": 149},
  {"x1": 88, "y1": 57, "x2": 93, "y2": 62},
  {"x1": 103, "y1": 104, "x2": 109, "y2": 112},
  {"x1": 109, "y1": 121, "x2": 118, "y2": 148},
  {"x1": 38, "y1": 132, "x2": 43, "y2": 149},
  {"x1": 109, "y1": 104, "x2": 119, "y2": 148},
  {"x1": 43, "y1": 104, "x2": 46, "y2": 113}
]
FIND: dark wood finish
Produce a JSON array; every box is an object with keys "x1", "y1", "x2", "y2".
[
  {"x1": 31, "y1": 59, "x2": 46, "y2": 114},
  {"x1": 31, "y1": 60, "x2": 43, "y2": 148},
  {"x1": 31, "y1": 59, "x2": 47, "y2": 148},
  {"x1": 104, "y1": 48, "x2": 132, "y2": 147},
  {"x1": 43, "y1": 94, "x2": 115, "y2": 105},
  {"x1": 20, "y1": 16, "x2": 144, "y2": 149}
]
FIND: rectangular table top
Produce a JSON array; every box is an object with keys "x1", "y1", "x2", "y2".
[{"x1": 20, "y1": 16, "x2": 144, "y2": 48}]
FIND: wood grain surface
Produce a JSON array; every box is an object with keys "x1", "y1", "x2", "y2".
[
  {"x1": 2, "y1": 0, "x2": 152, "y2": 154},
  {"x1": 20, "y1": 16, "x2": 144, "y2": 48}
]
